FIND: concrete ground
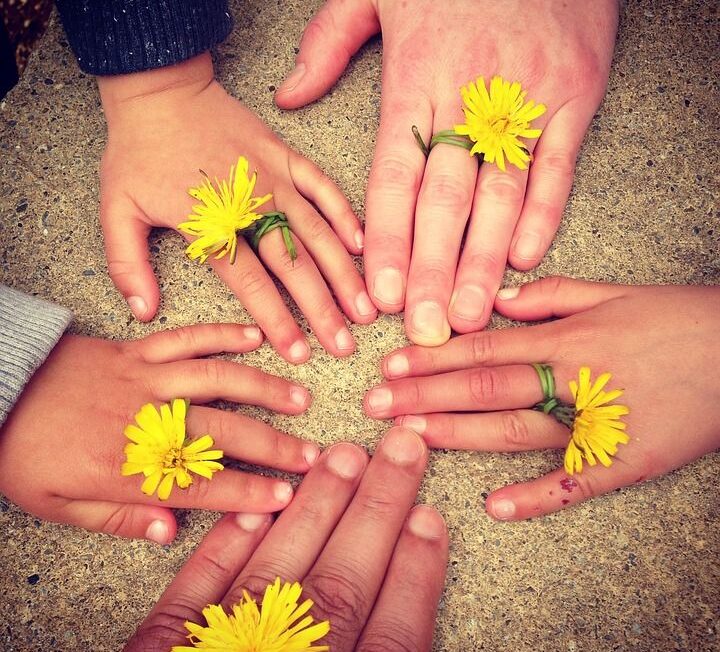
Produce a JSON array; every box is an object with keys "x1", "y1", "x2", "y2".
[{"x1": 0, "y1": 0, "x2": 718, "y2": 650}]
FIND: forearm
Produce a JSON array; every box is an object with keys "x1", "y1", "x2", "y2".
[
  {"x1": 0, "y1": 286, "x2": 72, "y2": 426},
  {"x1": 54, "y1": 0, "x2": 233, "y2": 76}
]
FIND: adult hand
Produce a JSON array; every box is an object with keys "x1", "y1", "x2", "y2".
[
  {"x1": 276, "y1": 0, "x2": 618, "y2": 343},
  {"x1": 0, "y1": 324, "x2": 318, "y2": 543},
  {"x1": 364, "y1": 278, "x2": 720, "y2": 519},
  {"x1": 126, "y1": 426, "x2": 448, "y2": 651},
  {"x1": 99, "y1": 52, "x2": 377, "y2": 364}
]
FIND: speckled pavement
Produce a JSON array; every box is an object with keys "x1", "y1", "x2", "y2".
[{"x1": 0, "y1": 1, "x2": 718, "y2": 650}]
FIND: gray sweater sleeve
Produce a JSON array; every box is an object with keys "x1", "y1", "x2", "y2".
[{"x1": 0, "y1": 286, "x2": 73, "y2": 427}]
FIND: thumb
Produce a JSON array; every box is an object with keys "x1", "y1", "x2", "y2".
[
  {"x1": 101, "y1": 194, "x2": 161, "y2": 321},
  {"x1": 494, "y1": 276, "x2": 634, "y2": 321},
  {"x1": 275, "y1": 0, "x2": 380, "y2": 109},
  {"x1": 58, "y1": 499, "x2": 177, "y2": 544}
]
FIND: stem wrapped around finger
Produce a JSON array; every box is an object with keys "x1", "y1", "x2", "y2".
[{"x1": 252, "y1": 211, "x2": 297, "y2": 262}]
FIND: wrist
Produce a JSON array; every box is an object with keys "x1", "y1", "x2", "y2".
[{"x1": 98, "y1": 52, "x2": 215, "y2": 125}]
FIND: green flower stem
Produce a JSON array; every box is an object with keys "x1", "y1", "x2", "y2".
[
  {"x1": 412, "y1": 126, "x2": 475, "y2": 157},
  {"x1": 531, "y1": 363, "x2": 576, "y2": 428},
  {"x1": 251, "y1": 212, "x2": 297, "y2": 262}
]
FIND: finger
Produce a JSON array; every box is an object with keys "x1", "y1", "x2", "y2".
[
  {"x1": 303, "y1": 427, "x2": 428, "y2": 650},
  {"x1": 448, "y1": 161, "x2": 529, "y2": 333},
  {"x1": 485, "y1": 461, "x2": 638, "y2": 521},
  {"x1": 364, "y1": 83, "x2": 433, "y2": 313},
  {"x1": 124, "y1": 513, "x2": 271, "y2": 652},
  {"x1": 405, "y1": 103, "x2": 477, "y2": 346},
  {"x1": 395, "y1": 410, "x2": 569, "y2": 452},
  {"x1": 495, "y1": 276, "x2": 633, "y2": 321},
  {"x1": 150, "y1": 359, "x2": 312, "y2": 415},
  {"x1": 258, "y1": 229, "x2": 357, "y2": 358},
  {"x1": 187, "y1": 406, "x2": 320, "y2": 473},
  {"x1": 357, "y1": 505, "x2": 448, "y2": 652},
  {"x1": 133, "y1": 323, "x2": 263, "y2": 363},
  {"x1": 381, "y1": 327, "x2": 560, "y2": 380},
  {"x1": 209, "y1": 238, "x2": 311, "y2": 365},
  {"x1": 365, "y1": 365, "x2": 569, "y2": 419},
  {"x1": 221, "y1": 443, "x2": 368, "y2": 608},
  {"x1": 508, "y1": 102, "x2": 595, "y2": 271},
  {"x1": 288, "y1": 153, "x2": 365, "y2": 255},
  {"x1": 56, "y1": 498, "x2": 177, "y2": 544},
  {"x1": 278, "y1": 192, "x2": 377, "y2": 324},
  {"x1": 275, "y1": 0, "x2": 380, "y2": 109},
  {"x1": 100, "y1": 195, "x2": 160, "y2": 322}
]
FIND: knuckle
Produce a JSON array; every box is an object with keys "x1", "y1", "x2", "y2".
[
  {"x1": 169, "y1": 325, "x2": 200, "y2": 351},
  {"x1": 128, "y1": 600, "x2": 199, "y2": 649},
  {"x1": 468, "y1": 368, "x2": 503, "y2": 405},
  {"x1": 500, "y1": 412, "x2": 530, "y2": 448},
  {"x1": 570, "y1": 473, "x2": 598, "y2": 502},
  {"x1": 478, "y1": 172, "x2": 525, "y2": 205},
  {"x1": 305, "y1": 567, "x2": 367, "y2": 636},
  {"x1": 202, "y1": 359, "x2": 226, "y2": 386},
  {"x1": 371, "y1": 154, "x2": 423, "y2": 192},
  {"x1": 302, "y1": 213, "x2": 333, "y2": 244},
  {"x1": 190, "y1": 548, "x2": 236, "y2": 587},
  {"x1": 100, "y1": 505, "x2": 132, "y2": 537},
  {"x1": 539, "y1": 275, "x2": 566, "y2": 299},
  {"x1": 237, "y1": 268, "x2": 270, "y2": 298},
  {"x1": 355, "y1": 491, "x2": 398, "y2": 523},
  {"x1": 412, "y1": 261, "x2": 453, "y2": 291},
  {"x1": 469, "y1": 331, "x2": 497, "y2": 365},
  {"x1": 227, "y1": 569, "x2": 283, "y2": 607},
  {"x1": 419, "y1": 173, "x2": 473, "y2": 212},
  {"x1": 536, "y1": 150, "x2": 576, "y2": 181},
  {"x1": 462, "y1": 250, "x2": 504, "y2": 279},
  {"x1": 360, "y1": 623, "x2": 421, "y2": 652}
]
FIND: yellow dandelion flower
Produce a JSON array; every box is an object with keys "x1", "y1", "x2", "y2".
[
  {"x1": 178, "y1": 156, "x2": 272, "y2": 264},
  {"x1": 172, "y1": 577, "x2": 330, "y2": 652},
  {"x1": 454, "y1": 75, "x2": 546, "y2": 171},
  {"x1": 121, "y1": 399, "x2": 224, "y2": 500},
  {"x1": 564, "y1": 367, "x2": 630, "y2": 475}
]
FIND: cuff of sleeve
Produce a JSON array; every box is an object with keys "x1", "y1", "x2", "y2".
[
  {"x1": 0, "y1": 286, "x2": 73, "y2": 427},
  {"x1": 55, "y1": 0, "x2": 233, "y2": 75}
]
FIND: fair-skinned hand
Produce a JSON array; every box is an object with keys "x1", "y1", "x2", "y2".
[
  {"x1": 363, "y1": 278, "x2": 720, "y2": 520},
  {"x1": 0, "y1": 324, "x2": 320, "y2": 544},
  {"x1": 125, "y1": 426, "x2": 448, "y2": 651},
  {"x1": 276, "y1": 0, "x2": 618, "y2": 344},
  {"x1": 98, "y1": 52, "x2": 377, "y2": 364}
]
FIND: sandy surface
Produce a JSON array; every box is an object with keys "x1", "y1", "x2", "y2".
[{"x1": 0, "y1": 0, "x2": 718, "y2": 650}]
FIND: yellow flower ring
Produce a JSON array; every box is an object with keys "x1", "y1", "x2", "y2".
[
  {"x1": 531, "y1": 364, "x2": 630, "y2": 475},
  {"x1": 171, "y1": 578, "x2": 330, "y2": 652},
  {"x1": 178, "y1": 156, "x2": 297, "y2": 265},
  {"x1": 413, "y1": 75, "x2": 547, "y2": 171}
]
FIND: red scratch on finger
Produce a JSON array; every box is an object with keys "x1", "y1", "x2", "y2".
[
  {"x1": 560, "y1": 478, "x2": 577, "y2": 493},
  {"x1": 561, "y1": 499, "x2": 570, "y2": 505}
]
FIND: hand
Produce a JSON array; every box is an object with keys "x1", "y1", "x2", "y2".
[
  {"x1": 276, "y1": 0, "x2": 618, "y2": 342},
  {"x1": 125, "y1": 427, "x2": 448, "y2": 651},
  {"x1": 363, "y1": 278, "x2": 720, "y2": 519},
  {"x1": 98, "y1": 53, "x2": 377, "y2": 364},
  {"x1": 0, "y1": 324, "x2": 320, "y2": 543}
]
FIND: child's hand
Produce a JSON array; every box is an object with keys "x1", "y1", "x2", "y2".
[
  {"x1": 0, "y1": 324, "x2": 319, "y2": 544},
  {"x1": 277, "y1": 0, "x2": 618, "y2": 342},
  {"x1": 363, "y1": 279, "x2": 720, "y2": 519},
  {"x1": 98, "y1": 53, "x2": 376, "y2": 364},
  {"x1": 125, "y1": 427, "x2": 448, "y2": 651}
]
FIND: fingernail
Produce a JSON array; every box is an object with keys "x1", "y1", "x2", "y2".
[
  {"x1": 497, "y1": 287, "x2": 520, "y2": 300},
  {"x1": 381, "y1": 427, "x2": 425, "y2": 465},
  {"x1": 288, "y1": 340, "x2": 311, "y2": 363},
  {"x1": 290, "y1": 386, "x2": 309, "y2": 408},
  {"x1": 514, "y1": 232, "x2": 542, "y2": 261},
  {"x1": 127, "y1": 296, "x2": 148, "y2": 320},
  {"x1": 236, "y1": 513, "x2": 269, "y2": 531},
  {"x1": 274, "y1": 482, "x2": 294, "y2": 504},
  {"x1": 373, "y1": 267, "x2": 404, "y2": 307},
  {"x1": 490, "y1": 498, "x2": 516, "y2": 520},
  {"x1": 354, "y1": 229, "x2": 364, "y2": 251},
  {"x1": 407, "y1": 506, "x2": 445, "y2": 539},
  {"x1": 277, "y1": 62, "x2": 306, "y2": 93},
  {"x1": 400, "y1": 415, "x2": 426, "y2": 435},
  {"x1": 385, "y1": 353, "x2": 409, "y2": 378},
  {"x1": 449, "y1": 285, "x2": 486, "y2": 321},
  {"x1": 244, "y1": 326, "x2": 263, "y2": 341},
  {"x1": 303, "y1": 442, "x2": 320, "y2": 467},
  {"x1": 334, "y1": 327, "x2": 355, "y2": 352},
  {"x1": 409, "y1": 301, "x2": 451, "y2": 345},
  {"x1": 367, "y1": 387, "x2": 393, "y2": 414},
  {"x1": 145, "y1": 519, "x2": 169, "y2": 545},
  {"x1": 326, "y1": 443, "x2": 366, "y2": 479},
  {"x1": 355, "y1": 291, "x2": 376, "y2": 318}
]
